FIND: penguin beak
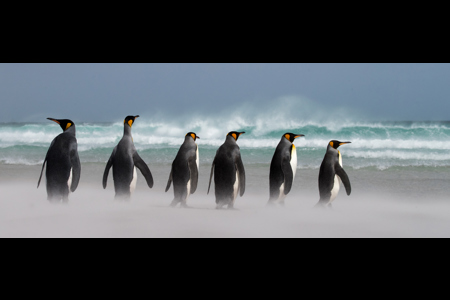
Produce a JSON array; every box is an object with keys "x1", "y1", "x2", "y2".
[
  {"x1": 134, "y1": 115, "x2": 140, "y2": 120},
  {"x1": 339, "y1": 142, "x2": 351, "y2": 146},
  {"x1": 239, "y1": 132, "x2": 245, "y2": 136},
  {"x1": 196, "y1": 136, "x2": 200, "y2": 139},
  {"x1": 294, "y1": 134, "x2": 305, "y2": 139},
  {"x1": 47, "y1": 118, "x2": 60, "y2": 125}
]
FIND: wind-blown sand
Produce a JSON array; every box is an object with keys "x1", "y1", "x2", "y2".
[{"x1": 1, "y1": 163, "x2": 450, "y2": 238}]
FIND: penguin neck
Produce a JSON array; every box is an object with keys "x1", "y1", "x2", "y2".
[
  {"x1": 226, "y1": 135, "x2": 237, "y2": 144},
  {"x1": 65, "y1": 125, "x2": 76, "y2": 136},
  {"x1": 185, "y1": 136, "x2": 195, "y2": 144},
  {"x1": 123, "y1": 125, "x2": 133, "y2": 137},
  {"x1": 282, "y1": 137, "x2": 292, "y2": 145},
  {"x1": 327, "y1": 145, "x2": 338, "y2": 154}
]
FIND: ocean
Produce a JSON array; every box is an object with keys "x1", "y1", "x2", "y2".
[
  {"x1": 1, "y1": 118, "x2": 450, "y2": 237},
  {"x1": 3, "y1": 120, "x2": 450, "y2": 169}
]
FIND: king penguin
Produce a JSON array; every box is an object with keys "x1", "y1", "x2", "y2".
[
  {"x1": 207, "y1": 131, "x2": 246, "y2": 210},
  {"x1": 165, "y1": 132, "x2": 200, "y2": 208},
  {"x1": 316, "y1": 140, "x2": 352, "y2": 208},
  {"x1": 268, "y1": 133, "x2": 305, "y2": 206},
  {"x1": 102, "y1": 115, "x2": 154, "y2": 199},
  {"x1": 37, "y1": 118, "x2": 81, "y2": 202}
]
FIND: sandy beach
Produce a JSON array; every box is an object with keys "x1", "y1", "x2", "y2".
[{"x1": 1, "y1": 162, "x2": 450, "y2": 238}]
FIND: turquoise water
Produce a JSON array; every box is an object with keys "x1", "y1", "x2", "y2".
[{"x1": 1, "y1": 120, "x2": 450, "y2": 171}]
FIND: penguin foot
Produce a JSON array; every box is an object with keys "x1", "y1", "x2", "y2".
[
  {"x1": 216, "y1": 203, "x2": 228, "y2": 210},
  {"x1": 267, "y1": 200, "x2": 286, "y2": 208},
  {"x1": 115, "y1": 194, "x2": 131, "y2": 201},
  {"x1": 266, "y1": 200, "x2": 276, "y2": 207},
  {"x1": 314, "y1": 202, "x2": 327, "y2": 209},
  {"x1": 227, "y1": 204, "x2": 238, "y2": 210}
]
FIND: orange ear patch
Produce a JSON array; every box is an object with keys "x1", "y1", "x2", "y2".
[
  {"x1": 285, "y1": 134, "x2": 290, "y2": 141},
  {"x1": 191, "y1": 133, "x2": 196, "y2": 140},
  {"x1": 232, "y1": 133, "x2": 237, "y2": 140},
  {"x1": 128, "y1": 120, "x2": 133, "y2": 127},
  {"x1": 330, "y1": 141, "x2": 334, "y2": 148},
  {"x1": 65, "y1": 123, "x2": 72, "y2": 130}
]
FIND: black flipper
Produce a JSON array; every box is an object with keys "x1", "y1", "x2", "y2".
[
  {"x1": 37, "y1": 158, "x2": 47, "y2": 189},
  {"x1": 207, "y1": 161, "x2": 215, "y2": 195},
  {"x1": 133, "y1": 151, "x2": 154, "y2": 188},
  {"x1": 335, "y1": 164, "x2": 351, "y2": 195},
  {"x1": 102, "y1": 147, "x2": 116, "y2": 189},
  {"x1": 281, "y1": 152, "x2": 294, "y2": 195},
  {"x1": 37, "y1": 139, "x2": 55, "y2": 189},
  {"x1": 165, "y1": 168, "x2": 173, "y2": 192},
  {"x1": 188, "y1": 157, "x2": 198, "y2": 194},
  {"x1": 70, "y1": 149, "x2": 81, "y2": 192},
  {"x1": 236, "y1": 154, "x2": 246, "y2": 197}
]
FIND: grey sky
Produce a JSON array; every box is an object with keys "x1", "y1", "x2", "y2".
[{"x1": 1, "y1": 63, "x2": 449, "y2": 123}]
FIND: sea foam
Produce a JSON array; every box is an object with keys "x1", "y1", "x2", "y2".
[{"x1": 1, "y1": 103, "x2": 450, "y2": 169}]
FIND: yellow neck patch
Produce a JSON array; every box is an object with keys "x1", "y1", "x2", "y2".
[
  {"x1": 128, "y1": 120, "x2": 133, "y2": 127},
  {"x1": 65, "y1": 123, "x2": 72, "y2": 130}
]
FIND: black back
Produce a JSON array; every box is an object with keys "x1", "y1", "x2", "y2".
[
  {"x1": 165, "y1": 133, "x2": 199, "y2": 203},
  {"x1": 103, "y1": 116, "x2": 153, "y2": 198},
  {"x1": 269, "y1": 137, "x2": 293, "y2": 200},
  {"x1": 37, "y1": 118, "x2": 80, "y2": 202},
  {"x1": 318, "y1": 141, "x2": 351, "y2": 204},
  {"x1": 208, "y1": 133, "x2": 246, "y2": 205}
]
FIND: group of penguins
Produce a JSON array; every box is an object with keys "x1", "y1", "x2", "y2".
[{"x1": 37, "y1": 116, "x2": 352, "y2": 209}]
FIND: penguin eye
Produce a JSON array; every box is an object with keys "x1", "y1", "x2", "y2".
[{"x1": 65, "y1": 123, "x2": 72, "y2": 130}]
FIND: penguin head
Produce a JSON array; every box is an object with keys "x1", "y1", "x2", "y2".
[
  {"x1": 186, "y1": 132, "x2": 200, "y2": 141},
  {"x1": 47, "y1": 118, "x2": 75, "y2": 132},
  {"x1": 124, "y1": 115, "x2": 139, "y2": 128},
  {"x1": 283, "y1": 133, "x2": 305, "y2": 143},
  {"x1": 329, "y1": 140, "x2": 351, "y2": 149},
  {"x1": 227, "y1": 131, "x2": 245, "y2": 141}
]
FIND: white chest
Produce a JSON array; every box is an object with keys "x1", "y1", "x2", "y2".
[
  {"x1": 130, "y1": 167, "x2": 137, "y2": 193},
  {"x1": 186, "y1": 179, "x2": 191, "y2": 199},
  {"x1": 196, "y1": 146, "x2": 199, "y2": 171},
  {"x1": 330, "y1": 152, "x2": 343, "y2": 203},
  {"x1": 67, "y1": 168, "x2": 73, "y2": 191},
  {"x1": 290, "y1": 145, "x2": 297, "y2": 179},
  {"x1": 233, "y1": 169, "x2": 240, "y2": 202}
]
